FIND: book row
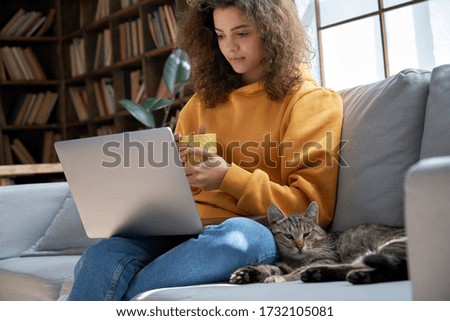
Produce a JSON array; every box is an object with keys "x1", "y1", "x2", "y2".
[
  {"x1": 118, "y1": 18, "x2": 145, "y2": 60},
  {"x1": 94, "y1": 0, "x2": 112, "y2": 21},
  {"x1": 0, "y1": 8, "x2": 56, "y2": 38},
  {"x1": 0, "y1": 46, "x2": 47, "y2": 81},
  {"x1": 69, "y1": 38, "x2": 86, "y2": 77},
  {"x1": 69, "y1": 78, "x2": 117, "y2": 120},
  {"x1": 2, "y1": 132, "x2": 60, "y2": 165},
  {"x1": 121, "y1": 0, "x2": 139, "y2": 9},
  {"x1": 94, "y1": 0, "x2": 140, "y2": 21},
  {"x1": 94, "y1": 4, "x2": 177, "y2": 68},
  {"x1": 94, "y1": 29, "x2": 113, "y2": 69},
  {"x1": 69, "y1": 69, "x2": 145, "y2": 122},
  {"x1": 148, "y1": 5, "x2": 178, "y2": 48},
  {"x1": 71, "y1": 17, "x2": 144, "y2": 76},
  {"x1": 8, "y1": 91, "x2": 59, "y2": 126}
]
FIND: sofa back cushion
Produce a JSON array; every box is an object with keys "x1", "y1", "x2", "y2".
[
  {"x1": 21, "y1": 191, "x2": 101, "y2": 256},
  {"x1": 330, "y1": 69, "x2": 430, "y2": 231},
  {"x1": 420, "y1": 64, "x2": 450, "y2": 159},
  {"x1": 0, "y1": 183, "x2": 69, "y2": 259},
  {"x1": 0, "y1": 182, "x2": 98, "y2": 259}
]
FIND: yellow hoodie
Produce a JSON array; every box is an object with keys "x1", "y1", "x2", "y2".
[{"x1": 175, "y1": 71, "x2": 343, "y2": 228}]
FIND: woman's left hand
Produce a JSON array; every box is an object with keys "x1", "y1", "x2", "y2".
[{"x1": 179, "y1": 146, "x2": 230, "y2": 191}]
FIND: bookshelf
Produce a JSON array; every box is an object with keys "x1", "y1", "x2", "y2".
[{"x1": 0, "y1": 0, "x2": 187, "y2": 184}]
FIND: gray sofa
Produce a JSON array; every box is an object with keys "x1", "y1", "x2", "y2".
[{"x1": 1, "y1": 65, "x2": 450, "y2": 301}]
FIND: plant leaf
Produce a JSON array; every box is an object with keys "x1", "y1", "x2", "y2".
[
  {"x1": 143, "y1": 98, "x2": 172, "y2": 112},
  {"x1": 118, "y1": 99, "x2": 155, "y2": 128},
  {"x1": 163, "y1": 49, "x2": 191, "y2": 95}
]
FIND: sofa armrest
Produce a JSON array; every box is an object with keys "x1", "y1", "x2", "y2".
[
  {"x1": 405, "y1": 156, "x2": 450, "y2": 300},
  {"x1": 0, "y1": 182, "x2": 72, "y2": 259}
]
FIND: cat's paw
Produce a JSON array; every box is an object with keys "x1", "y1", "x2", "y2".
[
  {"x1": 300, "y1": 266, "x2": 338, "y2": 282},
  {"x1": 230, "y1": 266, "x2": 261, "y2": 284},
  {"x1": 264, "y1": 275, "x2": 285, "y2": 283},
  {"x1": 346, "y1": 270, "x2": 372, "y2": 284},
  {"x1": 300, "y1": 267, "x2": 323, "y2": 282}
]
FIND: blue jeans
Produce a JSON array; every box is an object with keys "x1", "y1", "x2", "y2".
[{"x1": 67, "y1": 217, "x2": 278, "y2": 300}]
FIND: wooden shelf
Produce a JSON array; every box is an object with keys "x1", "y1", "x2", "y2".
[
  {"x1": 0, "y1": 163, "x2": 63, "y2": 177},
  {"x1": 2, "y1": 123, "x2": 61, "y2": 131},
  {"x1": 0, "y1": 36, "x2": 58, "y2": 43},
  {"x1": 0, "y1": 80, "x2": 61, "y2": 86}
]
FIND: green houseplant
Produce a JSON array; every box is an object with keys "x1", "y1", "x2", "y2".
[{"x1": 118, "y1": 49, "x2": 191, "y2": 128}]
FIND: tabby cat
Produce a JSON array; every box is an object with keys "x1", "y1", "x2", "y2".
[{"x1": 230, "y1": 202, "x2": 408, "y2": 285}]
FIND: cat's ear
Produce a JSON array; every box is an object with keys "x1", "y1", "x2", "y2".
[
  {"x1": 267, "y1": 204, "x2": 287, "y2": 224},
  {"x1": 303, "y1": 201, "x2": 319, "y2": 222}
]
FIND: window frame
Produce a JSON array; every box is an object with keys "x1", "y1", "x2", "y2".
[{"x1": 314, "y1": 0, "x2": 429, "y2": 86}]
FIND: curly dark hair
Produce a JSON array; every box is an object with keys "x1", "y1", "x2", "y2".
[{"x1": 176, "y1": 0, "x2": 314, "y2": 108}]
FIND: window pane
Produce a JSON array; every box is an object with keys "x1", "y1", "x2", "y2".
[
  {"x1": 429, "y1": 0, "x2": 450, "y2": 66},
  {"x1": 385, "y1": 0, "x2": 450, "y2": 74},
  {"x1": 321, "y1": 17, "x2": 384, "y2": 90},
  {"x1": 319, "y1": 0, "x2": 378, "y2": 26},
  {"x1": 384, "y1": 0, "x2": 412, "y2": 8},
  {"x1": 295, "y1": 0, "x2": 321, "y2": 83}
]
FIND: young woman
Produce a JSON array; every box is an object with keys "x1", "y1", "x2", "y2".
[{"x1": 67, "y1": 0, "x2": 343, "y2": 300}]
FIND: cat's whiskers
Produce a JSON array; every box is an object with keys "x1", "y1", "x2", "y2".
[{"x1": 377, "y1": 236, "x2": 407, "y2": 252}]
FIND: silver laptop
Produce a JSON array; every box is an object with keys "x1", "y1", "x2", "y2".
[{"x1": 54, "y1": 127, "x2": 203, "y2": 238}]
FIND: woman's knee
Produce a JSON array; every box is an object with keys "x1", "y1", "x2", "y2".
[
  {"x1": 84, "y1": 237, "x2": 123, "y2": 256},
  {"x1": 218, "y1": 217, "x2": 268, "y2": 234},
  {"x1": 212, "y1": 217, "x2": 278, "y2": 263}
]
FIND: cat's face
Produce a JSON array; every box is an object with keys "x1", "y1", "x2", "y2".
[{"x1": 267, "y1": 202, "x2": 327, "y2": 259}]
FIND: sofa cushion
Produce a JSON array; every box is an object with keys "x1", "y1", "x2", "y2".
[
  {"x1": 21, "y1": 193, "x2": 100, "y2": 257},
  {"x1": 331, "y1": 69, "x2": 430, "y2": 231},
  {"x1": 133, "y1": 281, "x2": 412, "y2": 301},
  {"x1": 0, "y1": 183, "x2": 74, "y2": 259},
  {"x1": 420, "y1": 64, "x2": 450, "y2": 159},
  {"x1": 0, "y1": 256, "x2": 80, "y2": 300}
]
